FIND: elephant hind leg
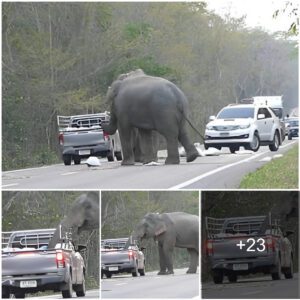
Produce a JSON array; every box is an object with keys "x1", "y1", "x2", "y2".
[
  {"x1": 178, "y1": 125, "x2": 198, "y2": 163},
  {"x1": 118, "y1": 127, "x2": 135, "y2": 165},
  {"x1": 138, "y1": 129, "x2": 158, "y2": 163},
  {"x1": 186, "y1": 248, "x2": 198, "y2": 274},
  {"x1": 164, "y1": 136, "x2": 180, "y2": 164}
]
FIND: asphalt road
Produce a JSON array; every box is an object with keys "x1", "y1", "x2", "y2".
[
  {"x1": 101, "y1": 268, "x2": 199, "y2": 298},
  {"x1": 25, "y1": 288, "x2": 99, "y2": 299},
  {"x1": 2, "y1": 139, "x2": 298, "y2": 190},
  {"x1": 202, "y1": 273, "x2": 299, "y2": 299}
]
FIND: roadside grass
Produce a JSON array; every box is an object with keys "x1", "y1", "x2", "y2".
[{"x1": 239, "y1": 145, "x2": 298, "y2": 189}]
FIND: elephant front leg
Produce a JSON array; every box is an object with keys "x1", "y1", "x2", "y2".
[
  {"x1": 157, "y1": 242, "x2": 167, "y2": 275},
  {"x1": 162, "y1": 244, "x2": 174, "y2": 274},
  {"x1": 118, "y1": 127, "x2": 135, "y2": 165},
  {"x1": 186, "y1": 248, "x2": 198, "y2": 274}
]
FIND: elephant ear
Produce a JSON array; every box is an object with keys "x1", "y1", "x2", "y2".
[{"x1": 154, "y1": 222, "x2": 167, "y2": 236}]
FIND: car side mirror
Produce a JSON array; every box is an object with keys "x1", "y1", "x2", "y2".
[
  {"x1": 209, "y1": 116, "x2": 216, "y2": 121},
  {"x1": 285, "y1": 230, "x2": 294, "y2": 237},
  {"x1": 76, "y1": 244, "x2": 87, "y2": 252},
  {"x1": 257, "y1": 113, "x2": 265, "y2": 120}
]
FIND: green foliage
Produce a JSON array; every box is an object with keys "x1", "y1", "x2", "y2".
[{"x1": 240, "y1": 145, "x2": 298, "y2": 189}]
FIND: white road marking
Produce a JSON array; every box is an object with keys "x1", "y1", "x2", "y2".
[
  {"x1": 60, "y1": 172, "x2": 78, "y2": 176},
  {"x1": 115, "y1": 283, "x2": 127, "y2": 286},
  {"x1": 169, "y1": 151, "x2": 268, "y2": 189},
  {"x1": 169, "y1": 140, "x2": 298, "y2": 189},
  {"x1": 2, "y1": 183, "x2": 19, "y2": 188},
  {"x1": 260, "y1": 157, "x2": 272, "y2": 162},
  {"x1": 2, "y1": 164, "x2": 61, "y2": 174}
]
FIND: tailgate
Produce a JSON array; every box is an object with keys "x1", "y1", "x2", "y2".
[
  {"x1": 2, "y1": 250, "x2": 59, "y2": 276},
  {"x1": 101, "y1": 250, "x2": 131, "y2": 264},
  {"x1": 62, "y1": 129, "x2": 105, "y2": 147},
  {"x1": 211, "y1": 235, "x2": 268, "y2": 259}
]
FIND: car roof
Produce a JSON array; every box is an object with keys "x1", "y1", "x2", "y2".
[{"x1": 224, "y1": 104, "x2": 268, "y2": 109}]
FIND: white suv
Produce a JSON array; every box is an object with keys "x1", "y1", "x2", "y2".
[{"x1": 204, "y1": 104, "x2": 282, "y2": 153}]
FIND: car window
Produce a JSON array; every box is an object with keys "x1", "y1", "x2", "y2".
[
  {"x1": 258, "y1": 108, "x2": 272, "y2": 119},
  {"x1": 217, "y1": 107, "x2": 255, "y2": 119}
]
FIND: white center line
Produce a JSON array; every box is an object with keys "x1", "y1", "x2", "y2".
[
  {"x1": 60, "y1": 172, "x2": 78, "y2": 176},
  {"x1": 2, "y1": 183, "x2": 19, "y2": 188}
]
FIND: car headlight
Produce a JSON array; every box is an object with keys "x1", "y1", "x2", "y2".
[
  {"x1": 239, "y1": 124, "x2": 250, "y2": 129},
  {"x1": 206, "y1": 125, "x2": 214, "y2": 130}
]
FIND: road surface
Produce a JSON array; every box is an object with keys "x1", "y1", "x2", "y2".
[
  {"x1": 101, "y1": 268, "x2": 199, "y2": 298},
  {"x1": 202, "y1": 273, "x2": 299, "y2": 299},
  {"x1": 2, "y1": 139, "x2": 298, "y2": 189},
  {"x1": 25, "y1": 288, "x2": 99, "y2": 299}
]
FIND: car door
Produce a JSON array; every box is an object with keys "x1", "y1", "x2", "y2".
[
  {"x1": 256, "y1": 108, "x2": 273, "y2": 141},
  {"x1": 263, "y1": 108, "x2": 275, "y2": 140}
]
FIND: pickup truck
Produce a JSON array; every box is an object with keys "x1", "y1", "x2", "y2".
[
  {"x1": 101, "y1": 238, "x2": 145, "y2": 279},
  {"x1": 57, "y1": 112, "x2": 122, "y2": 165},
  {"x1": 205, "y1": 215, "x2": 294, "y2": 284},
  {"x1": 2, "y1": 228, "x2": 86, "y2": 298}
]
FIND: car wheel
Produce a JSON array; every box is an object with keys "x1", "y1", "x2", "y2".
[
  {"x1": 14, "y1": 291, "x2": 26, "y2": 298},
  {"x1": 271, "y1": 257, "x2": 282, "y2": 280},
  {"x1": 204, "y1": 144, "x2": 209, "y2": 150},
  {"x1": 229, "y1": 146, "x2": 239, "y2": 153},
  {"x1": 132, "y1": 262, "x2": 138, "y2": 277},
  {"x1": 63, "y1": 154, "x2": 72, "y2": 166},
  {"x1": 62, "y1": 274, "x2": 73, "y2": 298},
  {"x1": 107, "y1": 151, "x2": 114, "y2": 162},
  {"x1": 106, "y1": 273, "x2": 112, "y2": 279},
  {"x1": 115, "y1": 151, "x2": 123, "y2": 161},
  {"x1": 228, "y1": 273, "x2": 237, "y2": 283},
  {"x1": 76, "y1": 276, "x2": 86, "y2": 297},
  {"x1": 288, "y1": 133, "x2": 292, "y2": 140},
  {"x1": 284, "y1": 256, "x2": 294, "y2": 279},
  {"x1": 248, "y1": 132, "x2": 260, "y2": 152},
  {"x1": 212, "y1": 269, "x2": 223, "y2": 284},
  {"x1": 269, "y1": 131, "x2": 280, "y2": 152},
  {"x1": 73, "y1": 156, "x2": 81, "y2": 165},
  {"x1": 2, "y1": 287, "x2": 10, "y2": 299}
]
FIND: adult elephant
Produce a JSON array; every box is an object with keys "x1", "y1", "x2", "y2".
[
  {"x1": 48, "y1": 192, "x2": 99, "y2": 248},
  {"x1": 131, "y1": 212, "x2": 199, "y2": 275},
  {"x1": 102, "y1": 69, "x2": 198, "y2": 165}
]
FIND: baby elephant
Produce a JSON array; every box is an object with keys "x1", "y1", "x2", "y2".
[{"x1": 132, "y1": 212, "x2": 199, "y2": 275}]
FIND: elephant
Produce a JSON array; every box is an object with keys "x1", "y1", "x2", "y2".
[
  {"x1": 102, "y1": 69, "x2": 199, "y2": 165},
  {"x1": 131, "y1": 212, "x2": 199, "y2": 275},
  {"x1": 48, "y1": 192, "x2": 99, "y2": 248}
]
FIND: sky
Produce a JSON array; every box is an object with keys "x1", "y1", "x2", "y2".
[{"x1": 205, "y1": 0, "x2": 297, "y2": 33}]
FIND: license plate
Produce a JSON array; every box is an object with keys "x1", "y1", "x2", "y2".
[
  {"x1": 109, "y1": 266, "x2": 118, "y2": 271},
  {"x1": 20, "y1": 280, "x2": 37, "y2": 288},
  {"x1": 79, "y1": 150, "x2": 91, "y2": 155},
  {"x1": 233, "y1": 264, "x2": 248, "y2": 271},
  {"x1": 220, "y1": 132, "x2": 229, "y2": 136}
]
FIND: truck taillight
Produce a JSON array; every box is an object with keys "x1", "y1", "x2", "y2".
[
  {"x1": 128, "y1": 250, "x2": 134, "y2": 260},
  {"x1": 56, "y1": 251, "x2": 65, "y2": 268},
  {"x1": 103, "y1": 131, "x2": 109, "y2": 141},
  {"x1": 206, "y1": 240, "x2": 213, "y2": 256},
  {"x1": 59, "y1": 132, "x2": 64, "y2": 145},
  {"x1": 266, "y1": 236, "x2": 275, "y2": 252}
]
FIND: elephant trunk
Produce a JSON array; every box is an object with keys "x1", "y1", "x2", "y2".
[{"x1": 102, "y1": 109, "x2": 118, "y2": 135}]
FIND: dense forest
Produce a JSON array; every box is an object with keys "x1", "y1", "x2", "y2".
[
  {"x1": 2, "y1": 2, "x2": 298, "y2": 170},
  {"x1": 201, "y1": 191, "x2": 299, "y2": 281},
  {"x1": 101, "y1": 191, "x2": 199, "y2": 271},
  {"x1": 2, "y1": 191, "x2": 99, "y2": 289}
]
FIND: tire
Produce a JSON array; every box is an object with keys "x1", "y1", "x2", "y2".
[
  {"x1": 288, "y1": 133, "x2": 292, "y2": 140},
  {"x1": 73, "y1": 156, "x2": 81, "y2": 165},
  {"x1": 212, "y1": 269, "x2": 223, "y2": 284},
  {"x1": 271, "y1": 257, "x2": 282, "y2": 280},
  {"x1": 204, "y1": 144, "x2": 209, "y2": 150},
  {"x1": 247, "y1": 132, "x2": 260, "y2": 152},
  {"x1": 14, "y1": 291, "x2": 25, "y2": 298},
  {"x1": 107, "y1": 151, "x2": 114, "y2": 162},
  {"x1": 115, "y1": 152, "x2": 122, "y2": 161},
  {"x1": 2, "y1": 287, "x2": 10, "y2": 299},
  {"x1": 106, "y1": 273, "x2": 112, "y2": 279},
  {"x1": 269, "y1": 131, "x2": 280, "y2": 152},
  {"x1": 228, "y1": 273, "x2": 238, "y2": 283},
  {"x1": 76, "y1": 276, "x2": 86, "y2": 297},
  {"x1": 63, "y1": 154, "x2": 72, "y2": 166},
  {"x1": 132, "y1": 262, "x2": 138, "y2": 277},
  {"x1": 284, "y1": 257, "x2": 294, "y2": 279},
  {"x1": 62, "y1": 274, "x2": 73, "y2": 298},
  {"x1": 229, "y1": 146, "x2": 239, "y2": 153}
]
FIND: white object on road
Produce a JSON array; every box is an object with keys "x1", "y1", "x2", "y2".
[
  {"x1": 204, "y1": 148, "x2": 221, "y2": 156},
  {"x1": 86, "y1": 156, "x2": 101, "y2": 167},
  {"x1": 236, "y1": 150, "x2": 254, "y2": 155},
  {"x1": 144, "y1": 161, "x2": 162, "y2": 166},
  {"x1": 273, "y1": 154, "x2": 283, "y2": 159}
]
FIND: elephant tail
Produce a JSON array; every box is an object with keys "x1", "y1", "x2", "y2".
[{"x1": 182, "y1": 113, "x2": 205, "y2": 141}]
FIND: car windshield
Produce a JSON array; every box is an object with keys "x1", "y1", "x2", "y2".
[{"x1": 217, "y1": 107, "x2": 254, "y2": 119}]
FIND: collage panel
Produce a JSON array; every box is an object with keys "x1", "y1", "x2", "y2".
[
  {"x1": 101, "y1": 190, "x2": 200, "y2": 299},
  {"x1": 201, "y1": 190, "x2": 299, "y2": 299},
  {"x1": 2, "y1": 191, "x2": 100, "y2": 299}
]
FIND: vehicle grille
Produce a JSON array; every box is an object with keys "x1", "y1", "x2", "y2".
[{"x1": 212, "y1": 126, "x2": 240, "y2": 131}]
